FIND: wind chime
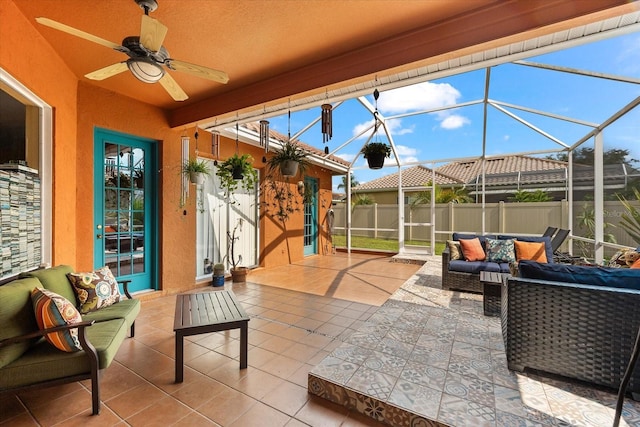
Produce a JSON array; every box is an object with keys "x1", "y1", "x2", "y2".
[
  {"x1": 321, "y1": 103, "x2": 332, "y2": 155},
  {"x1": 211, "y1": 130, "x2": 220, "y2": 166},
  {"x1": 259, "y1": 119, "x2": 269, "y2": 163}
]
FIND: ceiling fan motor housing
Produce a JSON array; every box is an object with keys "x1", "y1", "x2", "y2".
[
  {"x1": 122, "y1": 36, "x2": 169, "y2": 63},
  {"x1": 135, "y1": 0, "x2": 158, "y2": 13}
]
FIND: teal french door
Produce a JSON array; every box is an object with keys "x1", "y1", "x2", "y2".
[
  {"x1": 303, "y1": 177, "x2": 318, "y2": 256},
  {"x1": 94, "y1": 129, "x2": 157, "y2": 293}
]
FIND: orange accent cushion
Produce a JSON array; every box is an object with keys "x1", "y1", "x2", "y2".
[
  {"x1": 31, "y1": 288, "x2": 83, "y2": 352},
  {"x1": 459, "y1": 238, "x2": 486, "y2": 261},
  {"x1": 515, "y1": 240, "x2": 548, "y2": 263},
  {"x1": 631, "y1": 258, "x2": 640, "y2": 269}
]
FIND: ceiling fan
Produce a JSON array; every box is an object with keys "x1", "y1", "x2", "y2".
[{"x1": 35, "y1": 0, "x2": 229, "y2": 101}]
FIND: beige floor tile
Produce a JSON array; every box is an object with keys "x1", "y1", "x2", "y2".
[
  {"x1": 261, "y1": 380, "x2": 310, "y2": 417},
  {"x1": 229, "y1": 401, "x2": 292, "y2": 427}
]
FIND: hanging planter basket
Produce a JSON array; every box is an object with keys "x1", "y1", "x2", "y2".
[
  {"x1": 366, "y1": 153, "x2": 386, "y2": 169},
  {"x1": 232, "y1": 166, "x2": 244, "y2": 180},
  {"x1": 361, "y1": 142, "x2": 391, "y2": 170},
  {"x1": 189, "y1": 172, "x2": 206, "y2": 185},
  {"x1": 280, "y1": 160, "x2": 299, "y2": 177}
]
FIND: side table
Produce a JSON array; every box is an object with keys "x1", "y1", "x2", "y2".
[{"x1": 480, "y1": 271, "x2": 509, "y2": 317}]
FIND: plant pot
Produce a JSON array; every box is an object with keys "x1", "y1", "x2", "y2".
[
  {"x1": 189, "y1": 172, "x2": 205, "y2": 185},
  {"x1": 230, "y1": 267, "x2": 248, "y2": 283},
  {"x1": 366, "y1": 153, "x2": 385, "y2": 169},
  {"x1": 280, "y1": 160, "x2": 299, "y2": 177},
  {"x1": 212, "y1": 275, "x2": 225, "y2": 287},
  {"x1": 232, "y1": 166, "x2": 244, "y2": 180}
]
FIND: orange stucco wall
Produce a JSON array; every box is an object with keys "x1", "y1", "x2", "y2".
[
  {"x1": 1, "y1": 0, "x2": 78, "y2": 266},
  {"x1": 1, "y1": 0, "x2": 334, "y2": 294}
]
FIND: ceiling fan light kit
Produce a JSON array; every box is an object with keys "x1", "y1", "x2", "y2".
[
  {"x1": 35, "y1": 0, "x2": 228, "y2": 101},
  {"x1": 127, "y1": 58, "x2": 164, "y2": 83}
]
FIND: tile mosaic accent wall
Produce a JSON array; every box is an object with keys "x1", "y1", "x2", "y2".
[{"x1": 0, "y1": 166, "x2": 41, "y2": 278}]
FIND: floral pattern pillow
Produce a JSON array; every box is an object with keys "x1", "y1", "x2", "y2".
[
  {"x1": 446, "y1": 240, "x2": 462, "y2": 260},
  {"x1": 67, "y1": 266, "x2": 121, "y2": 314},
  {"x1": 31, "y1": 288, "x2": 83, "y2": 352},
  {"x1": 486, "y1": 238, "x2": 516, "y2": 263}
]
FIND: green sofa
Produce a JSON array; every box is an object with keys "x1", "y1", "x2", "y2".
[{"x1": 0, "y1": 265, "x2": 140, "y2": 415}]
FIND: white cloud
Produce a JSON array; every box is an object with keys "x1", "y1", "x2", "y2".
[
  {"x1": 352, "y1": 118, "x2": 414, "y2": 139},
  {"x1": 394, "y1": 145, "x2": 418, "y2": 157},
  {"x1": 335, "y1": 152, "x2": 356, "y2": 162},
  {"x1": 377, "y1": 81, "x2": 462, "y2": 114},
  {"x1": 440, "y1": 114, "x2": 470, "y2": 130},
  {"x1": 503, "y1": 135, "x2": 510, "y2": 141},
  {"x1": 352, "y1": 119, "x2": 375, "y2": 139}
]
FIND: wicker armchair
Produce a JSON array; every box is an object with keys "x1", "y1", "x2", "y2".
[
  {"x1": 502, "y1": 276, "x2": 640, "y2": 396},
  {"x1": 441, "y1": 248, "x2": 484, "y2": 293}
]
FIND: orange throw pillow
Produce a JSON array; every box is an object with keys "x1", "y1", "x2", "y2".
[
  {"x1": 515, "y1": 240, "x2": 548, "y2": 263},
  {"x1": 459, "y1": 238, "x2": 486, "y2": 262},
  {"x1": 631, "y1": 258, "x2": 640, "y2": 269}
]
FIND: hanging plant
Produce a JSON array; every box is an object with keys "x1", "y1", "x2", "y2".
[
  {"x1": 361, "y1": 142, "x2": 391, "y2": 169},
  {"x1": 266, "y1": 139, "x2": 310, "y2": 178},
  {"x1": 182, "y1": 158, "x2": 211, "y2": 185},
  {"x1": 216, "y1": 153, "x2": 258, "y2": 200}
]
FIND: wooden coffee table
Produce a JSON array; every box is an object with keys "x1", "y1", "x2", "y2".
[
  {"x1": 173, "y1": 290, "x2": 249, "y2": 383},
  {"x1": 480, "y1": 271, "x2": 509, "y2": 317}
]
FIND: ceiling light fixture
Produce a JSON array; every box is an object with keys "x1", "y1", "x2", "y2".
[{"x1": 127, "y1": 58, "x2": 164, "y2": 83}]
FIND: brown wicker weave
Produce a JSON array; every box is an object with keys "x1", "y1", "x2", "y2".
[
  {"x1": 502, "y1": 277, "x2": 640, "y2": 396},
  {"x1": 441, "y1": 248, "x2": 484, "y2": 293}
]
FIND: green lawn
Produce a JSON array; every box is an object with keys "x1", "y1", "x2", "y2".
[{"x1": 331, "y1": 235, "x2": 445, "y2": 255}]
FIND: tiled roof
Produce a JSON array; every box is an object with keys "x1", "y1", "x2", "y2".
[
  {"x1": 243, "y1": 122, "x2": 350, "y2": 167},
  {"x1": 353, "y1": 166, "x2": 462, "y2": 191},
  {"x1": 435, "y1": 155, "x2": 568, "y2": 184}
]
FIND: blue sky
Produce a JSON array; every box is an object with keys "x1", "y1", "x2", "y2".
[{"x1": 266, "y1": 31, "x2": 640, "y2": 191}]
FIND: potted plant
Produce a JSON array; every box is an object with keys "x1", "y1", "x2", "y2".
[
  {"x1": 212, "y1": 263, "x2": 225, "y2": 287},
  {"x1": 216, "y1": 153, "x2": 258, "y2": 200},
  {"x1": 182, "y1": 158, "x2": 210, "y2": 185},
  {"x1": 225, "y1": 218, "x2": 248, "y2": 283},
  {"x1": 361, "y1": 142, "x2": 391, "y2": 169},
  {"x1": 267, "y1": 139, "x2": 309, "y2": 178}
]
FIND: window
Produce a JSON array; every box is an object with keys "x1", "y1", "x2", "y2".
[{"x1": 0, "y1": 68, "x2": 52, "y2": 278}]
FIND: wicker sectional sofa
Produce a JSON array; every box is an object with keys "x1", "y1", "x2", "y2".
[
  {"x1": 442, "y1": 233, "x2": 553, "y2": 293},
  {"x1": 503, "y1": 260, "x2": 640, "y2": 396}
]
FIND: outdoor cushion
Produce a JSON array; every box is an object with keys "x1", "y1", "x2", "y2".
[
  {"x1": 31, "y1": 288, "x2": 83, "y2": 352},
  {"x1": 0, "y1": 277, "x2": 41, "y2": 369},
  {"x1": 514, "y1": 241, "x2": 548, "y2": 263},
  {"x1": 499, "y1": 235, "x2": 554, "y2": 264},
  {"x1": 67, "y1": 266, "x2": 121, "y2": 314},
  {"x1": 82, "y1": 299, "x2": 140, "y2": 329},
  {"x1": 459, "y1": 238, "x2": 486, "y2": 261},
  {"x1": 486, "y1": 238, "x2": 516, "y2": 263},
  {"x1": 23, "y1": 265, "x2": 77, "y2": 305},
  {"x1": 0, "y1": 318, "x2": 127, "y2": 389},
  {"x1": 518, "y1": 260, "x2": 640, "y2": 290},
  {"x1": 446, "y1": 240, "x2": 462, "y2": 260},
  {"x1": 448, "y1": 260, "x2": 508, "y2": 274},
  {"x1": 452, "y1": 233, "x2": 496, "y2": 245}
]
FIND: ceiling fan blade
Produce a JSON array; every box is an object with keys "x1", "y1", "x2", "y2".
[
  {"x1": 159, "y1": 73, "x2": 188, "y2": 101},
  {"x1": 36, "y1": 17, "x2": 122, "y2": 50},
  {"x1": 140, "y1": 15, "x2": 168, "y2": 52},
  {"x1": 85, "y1": 62, "x2": 128, "y2": 81},
  {"x1": 168, "y1": 60, "x2": 229, "y2": 84}
]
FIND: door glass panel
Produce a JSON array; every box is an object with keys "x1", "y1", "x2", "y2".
[{"x1": 103, "y1": 143, "x2": 145, "y2": 276}]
